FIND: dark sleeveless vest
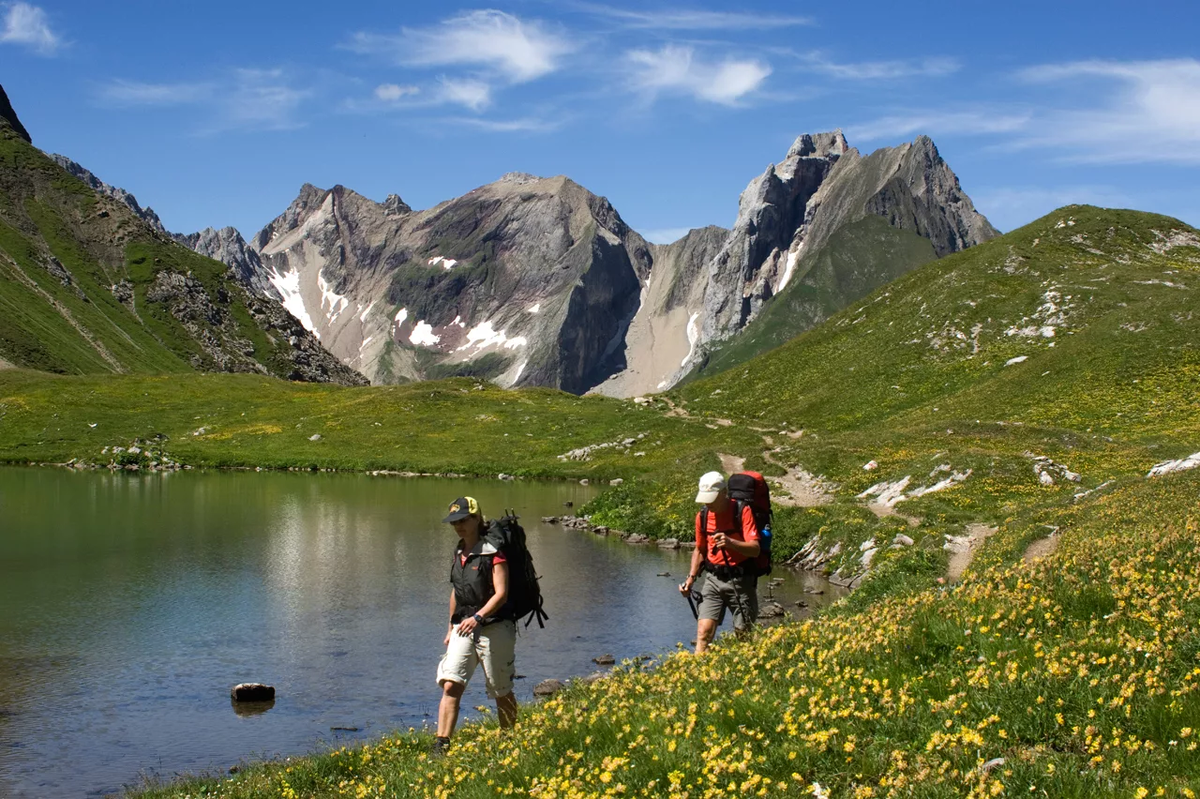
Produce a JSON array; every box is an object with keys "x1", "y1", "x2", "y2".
[{"x1": 449, "y1": 541, "x2": 497, "y2": 623}]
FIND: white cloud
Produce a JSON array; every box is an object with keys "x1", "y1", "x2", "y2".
[
  {"x1": 801, "y1": 53, "x2": 960, "y2": 80},
  {"x1": 847, "y1": 110, "x2": 1031, "y2": 142},
  {"x1": 1, "y1": 2, "x2": 60, "y2": 54},
  {"x1": 1012, "y1": 58, "x2": 1200, "y2": 164},
  {"x1": 627, "y1": 45, "x2": 770, "y2": 105},
  {"x1": 438, "y1": 78, "x2": 491, "y2": 111},
  {"x1": 375, "y1": 83, "x2": 420, "y2": 102},
  {"x1": 348, "y1": 10, "x2": 573, "y2": 83},
  {"x1": 574, "y1": 3, "x2": 812, "y2": 30}
]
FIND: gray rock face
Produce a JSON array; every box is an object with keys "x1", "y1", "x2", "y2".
[
  {"x1": 174, "y1": 227, "x2": 273, "y2": 297},
  {"x1": 240, "y1": 176, "x2": 650, "y2": 391},
  {"x1": 177, "y1": 130, "x2": 993, "y2": 395},
  {"x1": 676, "y1": 131, "x2": 997, "y2": 377},
  {"x1": 48, "y1": 154, "x2": 170, "y2": 235}
]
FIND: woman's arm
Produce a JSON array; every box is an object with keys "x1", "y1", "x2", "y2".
[{"x1": 455, "y1": 560, "x2": 510, "y2": 634}]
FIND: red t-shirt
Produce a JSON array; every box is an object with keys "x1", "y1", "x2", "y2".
[{"x1": 695, "y1": 502, "x2": 758, "y2": 567}]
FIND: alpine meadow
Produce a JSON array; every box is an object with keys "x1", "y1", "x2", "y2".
[{"x1": 2, "y1": 4, "x2": 1200, "y2": 796}]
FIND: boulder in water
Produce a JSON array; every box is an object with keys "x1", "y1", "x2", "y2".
[{"x1": 231, "y1": 683, "x2": 275, "y2": 702}]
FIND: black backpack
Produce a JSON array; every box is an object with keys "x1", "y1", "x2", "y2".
[
  {"x1": 701, "y1": 471, "x2": 774, "y2": 578},
  {"x1": 484, "y1": 512, "x2": 548, "y2": 628}
]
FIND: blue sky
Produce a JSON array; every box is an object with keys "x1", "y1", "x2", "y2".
[{"x1": 3, "y1": 0, "x2": 1199, "y2": 241}]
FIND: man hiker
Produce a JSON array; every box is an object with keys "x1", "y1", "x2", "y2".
[
  {"x1": 679, "y1": 471, "x2": 760, "y2": 654},
  {"x1": 433, "y1": 496, "x2": 518, "y2": 754}
]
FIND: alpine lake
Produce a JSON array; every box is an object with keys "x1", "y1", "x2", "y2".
[{"x1": 0, "y1": 467, "x2": 844, "y2": 798}]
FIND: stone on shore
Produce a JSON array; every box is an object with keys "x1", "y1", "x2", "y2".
[
  {"x1": 533, "y1": 679, "x2": 566, "y2": 698},
  {"x1": 592, "y1": 653, "x2": 616, "y2": 665}
]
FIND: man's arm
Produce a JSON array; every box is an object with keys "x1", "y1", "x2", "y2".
[
  {"x1": 681, "y1": 513, "x2": 705, "y2": 595},
  {"x1": 722, "y1": 504, "x2": 760, "y2": 559}
]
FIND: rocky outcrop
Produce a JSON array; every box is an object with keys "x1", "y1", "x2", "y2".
[
  {"x1": 0, "y1": 84, "x2": 30, "y2": 143},
  {"x1": 48, "y1": 154, "x2": 170, "y2": 235},
  {"x1": 173, "y1": 226, "x2": 273, "y2": 296}
]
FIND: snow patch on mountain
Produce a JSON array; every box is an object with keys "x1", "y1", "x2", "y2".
[
  {"x1": 459, "y1": 321, "x2": 527, "y2": 351},
  {"x1": 318, "y1": 271, "x2": 349, "y2": 324},
  {"x1": 268, "y1": 266, "x2": 316, "y2": 334},
  {"x1": 410, "y1": 321, "x2": 440, "y2": 347}
]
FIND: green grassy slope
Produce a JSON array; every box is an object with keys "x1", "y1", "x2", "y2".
[
  {"x1": 0, "y1": 125, "x2": 361, "y2": 383},
  {"x1": 587, "y1": 206, "x2": 1200, "y2": 575},
  {"x1": 690, "y1": 215, "x2": 938, "y2": 380}
]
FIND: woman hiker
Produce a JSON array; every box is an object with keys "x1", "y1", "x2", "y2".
[{"x1": 433, "y1": 496, "x2": 518, "y2": 754}]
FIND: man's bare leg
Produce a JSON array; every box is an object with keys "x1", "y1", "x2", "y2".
[
  {"x1": 437, "y1": 680, "x2": 465, "y2": 738},
  {"x1": 695, "y1": 618, "x2": 718, "y2": 654},
  {"x1": 496, "y1": 691, "x2": 518, "y2": 729}
]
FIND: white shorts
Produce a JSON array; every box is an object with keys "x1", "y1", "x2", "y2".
[{"x1": 436, "y1": 619, "x2": 516, "y2": 699}]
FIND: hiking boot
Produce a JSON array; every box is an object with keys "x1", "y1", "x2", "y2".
[{"x1": 430, "y1": 736, "x2": 451, "y2": 756}]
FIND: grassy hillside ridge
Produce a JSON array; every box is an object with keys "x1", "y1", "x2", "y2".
[
  {"x1": 0, "y1": 370, "x2": 753, "y2": 487},
  {"x1": 0, "y1": 125, "x2": 363, "y2": 384}
]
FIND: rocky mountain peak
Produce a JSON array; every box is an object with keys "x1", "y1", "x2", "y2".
[
  {"x1": 787, "y1": 130, "x2": 850, "y2": 160},
  {"x1": 497, "y1": 171, "x2": 543, "y2": 185},
  {"x1": 0, "y1": 84, "x2": 31, "y2": 143},
  {"x1": 173, "y1": 226, "x2": 271, "y2": 297},
  {"x1": 382, "y1": 193, "x2": 412, "y2": 215}
]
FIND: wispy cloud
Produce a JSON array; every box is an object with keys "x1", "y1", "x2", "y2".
[
  {"x1": 221, "y1": 69, "x2": 310, "y2": 131},
  {"x1": 1012, "y1": 58, "x2": 1200, "y2": 164},
  {"x1": 347, "y1": 10, "x2": 574, "y2": 83},
  {"x1": 97, "y1": 69, "x2": 311, "y2": 133},
  {"x1": 375, "y1": 83, "x2": 420, "y2": 102},
  {"x1": 847, "y1": 110, "x2": 1030, "y2": 142},
  {"x1": 1, "y1": 2, "x2": 61, "y2": 55},
  {"x1": 446, "y1": 116, "x2": 565, "y2": 133},
  {"x1": 438, "y1": 77, "x2": 492, "y2": 111},
  {"x1": 99, "y1": 79, "x2": 214, "y2": 106},
  {"x1": 800, "y1": 52, "x2": 960, "y2": 80},
  {"x1": 573, "y1": 3, "x2": 812, "y2": 30},
  {"x1": 627, "y1": 45, "x2": 770, "y2": 105}
]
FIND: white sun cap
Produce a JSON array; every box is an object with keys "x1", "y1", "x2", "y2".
[{"x1": 695, "y1": 471, "x2": 726, "y2": 503}]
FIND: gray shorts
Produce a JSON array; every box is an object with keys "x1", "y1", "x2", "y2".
[
  {"x1": 436, "y1": 619, "x2": 516, "y2": 699},
  {"x1": 697, "y1": 571, "x2": 758, "y2": 631}
]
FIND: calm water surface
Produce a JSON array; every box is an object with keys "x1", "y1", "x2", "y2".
[{"x1": 0, "y1": 467, "x2": 843, "y2": 798}]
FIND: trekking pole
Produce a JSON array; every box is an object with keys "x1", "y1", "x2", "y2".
[{"x1": 682, "y1": 584, "x2": 699, "y2": 620}]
